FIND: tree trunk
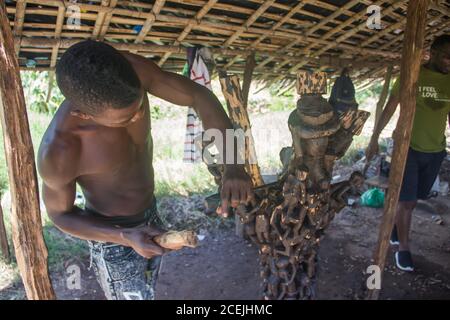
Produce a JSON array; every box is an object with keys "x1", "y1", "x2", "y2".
[
  {"x1": 367, "y1": 0, "x2": 431, "y2": 300},
  {"x1": 0, "y1": 2, "x2": 55, "y2": 300}
]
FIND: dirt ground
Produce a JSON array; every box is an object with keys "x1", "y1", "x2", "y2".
[{"x1": 2, "y1": 194, "x2": 448, "y2": 300}]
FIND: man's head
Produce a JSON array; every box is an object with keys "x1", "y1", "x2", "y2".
[
  {"x1": 56, "y1": 40, "x2": 145, "y2": 127},
  {"x1": 429, "y1": 34, "x2": 450, "y2": 74}
]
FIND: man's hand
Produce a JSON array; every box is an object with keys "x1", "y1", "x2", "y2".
[
  {"x1": 365, "y1": 138, "x2": 380, "y2": 163},
  {"x1": 219, "y1": 165, "x2": 254, "y2": 218},
  {"x1": 120, "y1": 225, "x2": 167, "y2": 259}
]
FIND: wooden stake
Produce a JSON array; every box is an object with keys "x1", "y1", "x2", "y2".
[
  {"x1": 219, "y1": 75, "x2": 264, "y2": 238},
  {"x1": 46, "y1": 71, "x2": 54, "y2": 104},
  {"x1": 375, "y1": 65, "x2": 393, "y2": 126},
  {"x1": 0, "y1": 2, "x2": 55, "y2": 300},
  {"x1": 367, "y1": 0, "x2": 431, "y2": 300},
  {"x1": 242, "y1": 52, "x2": 256, "y2": 110},
  {"x1": 219, "y1": 75, "x2": 264, "y2": 188}
]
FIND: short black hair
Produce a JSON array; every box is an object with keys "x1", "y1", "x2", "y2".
[
  {"x1": 431, "y1": 34, "x2": 450, "y2": 51},
  {"x1": 56, "y1": 40, "x2": 141, "y2": 114}
]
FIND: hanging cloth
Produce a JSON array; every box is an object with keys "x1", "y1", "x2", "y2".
[{"x1": 183, "y1": 48, "x2": 213, "y2": 163}]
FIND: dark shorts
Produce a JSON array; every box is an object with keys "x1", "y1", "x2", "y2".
[
  {"x1": 399, "y1": 148, "x2": 446, "y2": 202},
  {"x1": 87, "y1": 198, "x2": 166, "y2": 300}
]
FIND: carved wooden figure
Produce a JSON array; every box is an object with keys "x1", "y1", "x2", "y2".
[
  {"x1": 204, "y1": 71, "x2": 369, "y2": 299},
  {"x1": 234, "y1": 71, "x2": 370, "y2": 300}
]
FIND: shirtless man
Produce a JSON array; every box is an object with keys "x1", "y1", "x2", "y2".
[{"x1": 38, "y1": 40, "x2": 253, "y2": 300}]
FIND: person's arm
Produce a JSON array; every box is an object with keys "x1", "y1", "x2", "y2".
[
  {"x1": 124, "y1": 53, "x2": 254, "y2": 215},
  {"x1": 38, "y1": 135, "x2": 165, "y2": 258},
  {"x1": 365, "y1": 93, "x2": 400, "y2": 161}
]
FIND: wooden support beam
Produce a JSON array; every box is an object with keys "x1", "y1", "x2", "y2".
[
  {"x1": 318, "y1": 56, "x2": 397, "y2": 69},
  {"x1": 0, "y1": 196, "x2": 10, "y2": 263},
  {"x1": 250, "y1": 1, "x2": 308, "y2": 49},
  {"x1": 47, "y1": 5, "x2": 66, "y2": 102},
  {"x1": 242, "y1": 52, "x2": 256, "y2": 109},
  {"x1": 16, "y1": 37, "x2": 400, "y2": 70},
  {"x1": 220, "y1": 0, "x2": 274, "y2": 69},
  {"x1": 0, "y1": 3, "x2": 55, "y2": 300},
  {"x1": 272, "y1": 0, "x2": 402, "y2": 82},
  {"x1": 46, "y1": 71, "x2": 55, "y2": 104},
  {"x1": 224, "y1": 1, "x2": 275, "y2": 47},
  {"x1": 91, "y1": 0, "x2": 110, "y2": 40},
  {"x1": 375, "y1": 66, "x2": 393, "y2": 125},
  {"x1": 134, "y1": 0, "x2": 166, "y2": 44},
  {"x1": 219, "y1": 75, "x2": 264, "y2": 188},
  {"x1": 227, "y1": 1, "x2": 309, "y2": 70},
  {"x1": 255, "y1": 0, "x2": 362, "y2": 70},
  {"x1": 367, "y1": 0, "x2": 431, "y2": 300},
  {"x1": 158, "y1": 0, "x2": 217, "y2": 67},
  {"x1": 219, "y1": 74, "x2": 264, "y2": 238},
  {"x1": 13, "y1": 0, "x2": 26, "y2": 55},
  {"x1": 98, "y1": 0, "x2": 118, "y2": 40}
]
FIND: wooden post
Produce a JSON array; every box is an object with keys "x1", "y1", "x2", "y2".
[
  {"x1": 0, "y1": 3, "x2": 55, "y2": 299},
  {"x1": 374, "y1": 65, "x2": 393, "y2": 126},
  {"x1": 219, "y1": 75, "x2": 264, "y2": 237},
  {"x1": 242, "y1": 52, "x2": 256, "y2": 110},
  {"x1": 46, "y1": 71, "x2": 54, "y2": 104},
  {"x1": 0, "y1": 196, "x2": 10, "y2": 263},
  {"x1": 219, "y1": 75, "x2": 264, "y2": 187},
  {"x1": 367, "y1": 0, "x2": 430, "y2": 300}
]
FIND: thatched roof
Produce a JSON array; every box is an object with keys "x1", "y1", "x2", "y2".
[{"x1": 5, "y1": 0, "x2": 450, "y2": 89}]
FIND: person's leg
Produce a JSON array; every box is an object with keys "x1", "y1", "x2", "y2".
[
  {"x1": 417, "y1": 150, "x2": 447, "y2": 201},
  {"x1": 90, "y1": 241, "x2": 159, "y2": 300},
  {"x1": 395, "y1": 200, "x2": 417, "y2": 252},
  {"x1": 394, "y1": 149, "x2": 420, "y2": 271},
  {"x1": 396, "y1": 148, "x2": 419, "y2": 250}
]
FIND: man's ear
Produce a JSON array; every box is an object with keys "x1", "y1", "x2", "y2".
[{"x1": 70, "y1": 110, "x2": 91, "y2": 120}]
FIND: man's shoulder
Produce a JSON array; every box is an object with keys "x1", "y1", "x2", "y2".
[{"x1": 38, "y1": 102, "x2": 81, "y2": 185}]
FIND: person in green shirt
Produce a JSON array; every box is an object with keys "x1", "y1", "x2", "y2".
[{"x1": 366, "y1": 34, "x2": 450, "y2": 272}]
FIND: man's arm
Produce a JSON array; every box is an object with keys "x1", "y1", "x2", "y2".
[
  {"x1": 365, "y1": 93, "x2": 400, "y2": 161},
  {"x1": 38, "y1": 136, "x2": 164, "y2": 258},
  {"x1": 124, "y1": 53, "x2": 254, "y2": 215}
]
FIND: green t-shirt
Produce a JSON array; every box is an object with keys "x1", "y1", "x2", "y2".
[{"x1": 391, "y1": 66, "x2": 450, "y2": 153}]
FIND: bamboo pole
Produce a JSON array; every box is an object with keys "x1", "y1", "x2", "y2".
[
  {"x1": 367, "y1": 0, "x2": 431, "y2": 300},
  {"x1": 158, "y1": 0, "x2": 217, "y2": 67},
  {"x1": 242, "y1": 52, "x2": 256, "y2": 110},
  {"x1": 12, "y1": 0, "x2": 26, "y2": 55},
  {"x1": 134, "y1": 0, "x2": 166, "y2": 44},
  {"x1": 98, "y1": 0, "x2": 118, "y2": 40},
  {"x1": 91, "y1": 0, "x2": 110, "y2": 39},
  {"x1": 0, "y1": 2, "x2": 55, "y2": 300},
  {"x1": 272, "y1": 0, "x2": 403, "y2": 80},
  {"x1": 375, "y1": 66, "x2": 393, "y2": 126}
]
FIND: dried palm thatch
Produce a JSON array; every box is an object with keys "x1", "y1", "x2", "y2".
[{"x1": 5, "y1": 0, "x2": 450, "y2": 87}]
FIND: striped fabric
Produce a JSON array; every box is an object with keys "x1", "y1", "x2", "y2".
[{"x1": 183, "y1": 50, "x2": 212, "y2": 163}]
